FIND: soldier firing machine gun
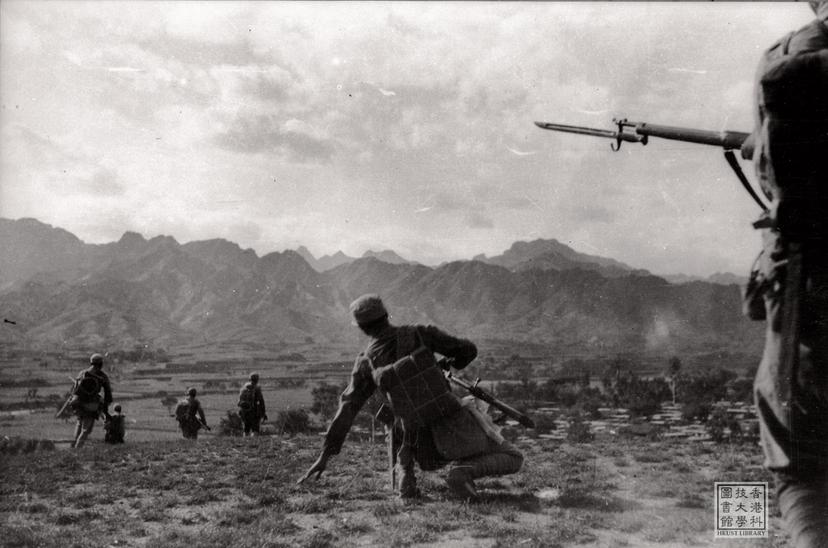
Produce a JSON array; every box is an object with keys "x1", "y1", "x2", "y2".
[{"x1": 534, "y1": 118, "x2": 768, "y2": 212}]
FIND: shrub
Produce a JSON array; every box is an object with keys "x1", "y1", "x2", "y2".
[
  {"x1": 567, "y1": 413, "x2": 593, "y2": 443},
  {"x1": 273, "y1": 408, "x2": 312, "y2": 435},
  {"x1": 310, "y1": 382, "x2": 345, "y2": 420},
  {"x1": 531, "y1": 414, "x2": 557, "y2": 435},
  {"x1": 218, "y1": 410, "x2": 243, "y2": 437}
]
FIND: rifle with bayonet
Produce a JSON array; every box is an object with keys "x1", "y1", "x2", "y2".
[
  {"x1": 445, "y1": 371, "x2": 535, "y2": 429},
  {"x1": 534, "y1": 118, "x2": 768, "y2": 211}
]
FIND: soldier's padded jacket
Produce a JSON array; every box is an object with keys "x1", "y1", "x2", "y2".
[
  {"x1": 322, "y1": 324, "x2": 480, "y2": 467},
  {"x1": 750, "y1": 13, "x2": 828, "y2": 472},
  {"x1": 76, "y1": 366, "x2": 113, "y2": 409},
  {"x1": 238, "y1": 382, "x2": 266, "y2": 417}
]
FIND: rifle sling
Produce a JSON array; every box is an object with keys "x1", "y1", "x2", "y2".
[{"x1": 723, "y1": 149, "x2": 769, "y2": 212}]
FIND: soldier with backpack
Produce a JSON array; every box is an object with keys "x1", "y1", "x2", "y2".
[
  {"x1": 238, "y1": 373, "x2": 267, "y2": 436},
  {"x1": 743, "y1": 4, "x2": 828, "y2": 546},
  {"x1": 72, "y1": 353, "x2": 113, "y2": 448},
  {"x1": 175, "y1": 387, "x2": 209, "y2": 440},
  {"x1": 299, "y1": 294, "x2": 524, "y2": 500}
]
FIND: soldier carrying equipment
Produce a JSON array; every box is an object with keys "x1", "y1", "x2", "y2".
[
  {"x1": 64, "y1": 353, "x2": 113, "y2": 448},
  {"x1": 299, "y1": 294, "x2": 524, "y2": 501},
  {"x1": 175, "y1": 388, "x2": 210, "y2": 439},
  {"x1": 238, "y1": 373, "x2": 267, "y2": 436}
]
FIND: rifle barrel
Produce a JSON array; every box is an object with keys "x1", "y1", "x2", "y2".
[{"x1": 625, "y1": 121, "x2": 748, "y2": 150}]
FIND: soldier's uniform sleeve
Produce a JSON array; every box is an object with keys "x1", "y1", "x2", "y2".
[
  {"x1": 322, "y1": 354, "x2": 376, "y2": 456},
  {"x1": 418, "y1": 325, "x2": 478, "y2": 370},
  {"x1": 101, "y1": 372, "x2": 113, "y2": 407}
]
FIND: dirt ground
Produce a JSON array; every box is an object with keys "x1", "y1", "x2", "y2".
[{"x1": 0, "y1": 432, "x2": 789, "y2": 548}]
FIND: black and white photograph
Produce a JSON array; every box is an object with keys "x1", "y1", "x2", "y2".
[{"x1": 1, "y1": 1, "x2": 826, "y2": 546}]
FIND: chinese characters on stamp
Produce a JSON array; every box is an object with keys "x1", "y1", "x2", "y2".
[{"x1": 715, "y1": 482, "x2": 768, "y2": 539}]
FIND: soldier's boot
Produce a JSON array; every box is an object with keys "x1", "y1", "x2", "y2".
[
  {"x1": 446, "y1": 448, "x2": 524, "y2": 501},
  {"x1": 446, "y1": 465, "x2": 479, "y2": 501},
  {"x1": 398, "y1": 461, "x2": 421, "y2": 499}
]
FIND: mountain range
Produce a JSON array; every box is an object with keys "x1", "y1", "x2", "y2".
[{"x1": 0, "y1": 217, "x2": 762, "y2": 356}]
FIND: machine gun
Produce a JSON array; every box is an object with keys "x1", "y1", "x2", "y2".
[
  {"x1": 445, "y1": 372, "x2": 535, "y2": 428},
  {"x1": 534, "y1": 118, "x2": 767, "y2": 211}
]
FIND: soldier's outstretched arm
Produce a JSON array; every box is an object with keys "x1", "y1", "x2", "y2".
[
  {"x1": 299, "y1": 355, "x2": 374, "y2": 484},
  {"x1": 298, "y1": 451, "x2": 331, "y2": 483}
]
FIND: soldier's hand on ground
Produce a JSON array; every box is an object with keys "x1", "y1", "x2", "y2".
[{"x1": 297, "y1": 454, "x2": 328, "y2": 484}]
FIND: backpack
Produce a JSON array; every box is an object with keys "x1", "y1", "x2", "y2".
[
  {"x1": 371, "y1": 328, "x2": 462, "y2": 428},
  {"x1": 73, "y1": 373, "x2": 101, "y2": 402},
  {"x1": 237, "y1": 384, "x2": 256, "y2": 411},
  {"x1": 175, "y1": 399, "x2": 196, "y2": 424}
]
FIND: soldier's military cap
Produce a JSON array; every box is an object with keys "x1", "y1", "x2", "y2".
[
  {"x1": 90, "y1": 353, "x2": 104, "y2": 366},
  {"x1": 349, "y1": 294, "x2": 388, "y2": 325},
  {"x1": 249, "y1": 372, "x2": 259, "y2": 383}
]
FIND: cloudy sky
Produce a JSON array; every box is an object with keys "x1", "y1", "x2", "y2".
[{"x1": 0, "y1": 2, "x2": 816, "y2": 277}]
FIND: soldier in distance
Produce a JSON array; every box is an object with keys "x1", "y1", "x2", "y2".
[
  {"x1": 175, "y1": 387, "x2": 209, "y2": 440},
  {"x1": 72, "y1": 353, "x2": 113, "y2": 448},
  {"x1": 238, "y1": 373, "x2": 268, "y2": 436},
  {"x1": 104, "y1": 404, "x2": 126, "y2": 444},
  {"x1": 300, "y1": 294, "x2": 523, "y2": 500}
]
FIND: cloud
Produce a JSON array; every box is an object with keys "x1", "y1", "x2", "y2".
[
  {"x1": 212, "y1": 115, "x2": 336, "y2": 162},
  {"x1": 505, "y1": 145, "x2": 537, "y2": 157},
  {"x1": 211, "y1": 63, "x2": 296, "y2": 104},
  {"x1": 85, "y1": 167, "x2": 125, "y2": 196},
  {"x1": 668, "y1": 67, "x2": 708, "y2": 75},
  {"x1": 466, "y1": 212, "x2": 495, "y2": 229}
]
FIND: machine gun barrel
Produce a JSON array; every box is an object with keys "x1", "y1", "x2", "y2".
[{"x1": 446, "y1": 372, "x2": 535, "y2": 428}]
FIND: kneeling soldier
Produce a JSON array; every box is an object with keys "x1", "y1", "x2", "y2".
[
  {"x1": 105, "y1": 404, "x2": 126, "y2": 444},
  {"x1": 300, "y1": 294, "x2": 523, "y2": 500}
]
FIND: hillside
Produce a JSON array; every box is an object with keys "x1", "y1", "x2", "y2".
[
  {"x1": 0, "y1": 434, "x2": 787, "y2": 548},
  {"x1": 0, "y1": 218, "x2": 763, "y2": 355}
]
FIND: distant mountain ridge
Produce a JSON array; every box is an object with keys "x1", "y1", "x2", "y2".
[
  {"x1": 0, "y1": 218, "x2": 762, "y2": 354},
  {"x1": 293, "y1": 247, "x2": 412, "y2": 272},
  {"x1": 474, "y1": 239, "x2": 650, "y2": 278}
]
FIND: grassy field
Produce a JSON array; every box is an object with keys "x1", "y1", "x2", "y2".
[{"x1": 0, "y1": 433, "x2": 790, "y2": 548}]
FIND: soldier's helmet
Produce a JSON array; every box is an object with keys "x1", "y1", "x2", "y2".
[
  {"x1": 114, "y1": 404, "x2": 122, "y2": 413},
  {"x1": 90, "y1": 353, "x2": 104, "y2": 366},
  {"x1": 187, "y1": 387, "x2": 197, "y2": 397},
  {"x1": 349, "y1": 294, "x2": 388, "y2": 326},
  {"x1": 249, "y1": 373, "x2": 259, "y2": 383}
]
